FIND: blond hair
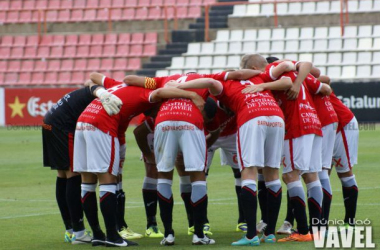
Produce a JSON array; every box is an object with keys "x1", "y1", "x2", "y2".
[{"x1": 240, "y1": 54, "x2": 268, "y2": 70}]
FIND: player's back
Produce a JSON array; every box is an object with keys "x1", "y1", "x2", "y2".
[{"x1": 44, "y1": 87, "x2": 94, "y2": 133}]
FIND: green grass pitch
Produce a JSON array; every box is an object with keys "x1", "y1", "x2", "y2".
[{"x1": 0, "y1": 126, "x2": 379, "y2": 250}]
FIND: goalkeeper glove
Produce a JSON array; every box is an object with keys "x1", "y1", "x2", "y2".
[{"x1": 96, "y1": 88, "x2": 123, "y2": 115}]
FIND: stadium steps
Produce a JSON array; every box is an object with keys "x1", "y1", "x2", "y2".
[
  {"x1": 136, "y1": 43, "x2": 188, "y2": 77},
  {"x1": 136, "y1": 0, "x2": 248, "y2": 76}
]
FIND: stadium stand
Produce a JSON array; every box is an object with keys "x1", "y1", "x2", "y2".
[
  {"x1": 158, "y1": 24, "x2": 380, "y2": 79},
  {"x1": 0, "y1": 32, "x2": 158, "y2": 85}
]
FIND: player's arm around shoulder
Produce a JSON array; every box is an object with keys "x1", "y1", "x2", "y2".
[
  {"x1": 176, "y1": 78, "x2": 223, "y2": 96},
  {"x1": 242, "y1": 77, "x2": 292, "y2": 94},
  {"x1": 318, "y1": 83, "x2": 332, "y2": 96},
  {"x1": 225, "y1": 69, "x2": 261, "y2": 80}
]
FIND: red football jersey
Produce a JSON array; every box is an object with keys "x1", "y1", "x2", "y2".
[
  {"x1": 304, "y1": 75, "x2": 338, "y2": 127},
  {"x1": 213, "y1": 99, "x2": 237, "y2": 137},
  {"x1": 78, "y1": 77, "x2": 155, "y2": 139},
  {"x1": 154, "y1": 73, "x2": 226, "y2": 129},
  {"x1": 329, "y1": 91, "x2": 355, "y2": 132},
  {"x1": 265, "y1": 71, "x2": 322, "y2": 139},
  {"x1": 215, "y1": 74, "x2": 284, "y2": 129}
]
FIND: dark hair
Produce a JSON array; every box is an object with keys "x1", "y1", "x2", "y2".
[
  {"x1": 204, "y1": 97, "x2": 218, "y2": 119},
  {"x1": 266, "y1": 56, "x2": 279, "y2": 63}
]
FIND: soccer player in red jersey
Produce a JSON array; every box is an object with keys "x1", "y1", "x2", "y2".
[
  {"x1": 170, "y1": 72, "x2": 292, "y2": 245},
  {"x1": 73, "y1": 75, "x2": 205, "y2": 247},
  {"x1": 242, "y1": 54, "x2": 330, "y2": 242},
  {"x1": 319, "y1": 75, "x2": 359, "y2": 230}
]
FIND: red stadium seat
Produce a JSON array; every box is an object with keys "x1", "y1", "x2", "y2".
[
  {"x1": 48, "y1": 60, "x2": 61, "y2": 71},
  {"x1": 23, "y1": 1, "x2": 35, "y2": 9},
  {"x1": 89, "y1": 45, "x2": 103, "y2": 57},
  {"x1": 135, "y1": 8, "x2": 148, "y2": 20},
  {"x1": 113, "y1": 58, "x2": 128, "y2": 70},
  {"x1": 61, "y1": 0, "x2": 73, "y2": 9},
  {"x1": 48, "y1": 0, "x2": 61, "y2": 9},
  {"x1": 5, "y1": 73, "x2": 18, "y2": 84},
  {"x1": 0, "y1": 61, "x2": 7, "y2": 72},
  {"x1": 58, "y1": 10, "x2": 70, "y2": 22},
  {"x1": 8, "y1": 61, "x2": 21, "y2": 72},
  {"x1": 176, "y1": 7, "x2": 188, "y2": 18},
  {"x1": 79, "y1": 34, "x2": 92, "y2": 45},
  {"x1": 163, "y1": 6, "x2": 175, "y2": 18},
  {"x1": 58, "y1": 72, "x2": 71, "y2": 84},
  {"x1": 100, "y1": 0, "x2": 112, "y2": 8},
  {"x1": 35, "y1": 60, "x2": 48, "y2": 71},
  {"x1": 125, "y1": 0, "x2": 137, "y2": 7},
  {"x1": 116, "y1": 45, "x2": 129, "y2": 56},
  {"x1": 187, "y1": 6, "x2": 201, "y2": 18},
  {"x1": 6, "y1": 11, "x2": 19, "y2": 23},
  {"x1": 0, "y1": 11, "x2": 6, "y2": 23},
  {"x1": 118, "y1": 33, "x2": 131, "y2": 44},
  {"x1": 35, "y1": 0, "x2": 48, "y2": 9},
  {"x1": 21, "y1": 61, "x2": 34, "y2": 72},
  {"x1": 66, "y1": 35, "x2": 78, "y2": 45},
  {"x1": 18, "y1": 73, "x2": 31, "y2": 84},
  {"x1": 143, "y1": 44, "x2": 156, "y2": 56},
  {"x1": 74, "y1": 59, "x2": 87, "y2": 70},
  {"x1": 74, "y1": 0, "x2": 86, "y2": 8},
  {"x1": 145, "y1": 32, "x2": 158, "y2": 43},
  {"x1": 138, "y1": 0, "x2": 151, "y2": 7},
  {"x1": 53, "y1": 35, "x2": 65, "y2": 46},
  {"x1": 19, "y1": 11, "x2": 32, "y2": 23},
  {"x1": 177, "y1": 0, "x2": 189, "y2": 6},
  {"x1": 110, "y1": 9, "x2": 122, "y2": 21},
  {"x1": 164, "y1": 0, "x2": 175, "y2": 6},
  {"x1": 71, "y1": 10, "x2": 83, "y2": 22},
  {"x1": 46, "y1": 10, "x2": 58, "y2": 22},
  {"x1": 0, "y1": 1, "x2": 10, "y2": 10},
  {"x1": 44, "y1": 72, "x2": 58, "y2": 84},
  {"x1": 24, "y1": 47, "x2": 37, "y2": 58},
  {"x1": 87, "y1": 0, "x2": 99, "y2": 8},
  {"x1": 121, "y1": 8, "x2": 135, "y2": 20},
  {"x1": 87, "y1": 59, "x2": 101, "y2": 70},
  {"x1": 130, "y1": 45, "x2": 143, "y2": 56},
  {"x1": 105, "y1": 34, "x2": 118, "y2": 44},
  {"x1": 10, "y1": 1, "x2": 23, "y2": 10},
  {"x1": 191, "y1": 0, "x2": 203, "y2": 6},
  {"x1": 151, "y1": 0, "x2": 163, "y2": 5},
  {"x1": 31, "y1": 72, "x2": 44, "y2": 84},
  {"x1": 97, "y1": 8, "x2": 109, "y2": 21},
  {"x1": 31, "y1": 10, "x2": 40, "y2": 22},
  {"x1": 103, "y1": 45, "x2": 116, "y2": 56},
  {"x1": 1, "y1": 36, "x2": 13, "y2": 46},
  {"x1": 0, "y1": 47, "x2": 11, "y2": 58},
  {"x1": 27, "y1": 35, "x2": 39, "y2": 46},
  {"x1": 100, "y1": 58, "x2": 114, "y2": 70},
  {"x1": 92, "y1": 34, "x2": 104, "y2": 45},
  {"x1": 0, "y1": 73, "x2": 4, "y2": 84},
  {"x1": 10, "y1": 47, "x2": 24, "y2": 59},
  {"x1": 131, "y1": 33, "x2": 144, "y2": 44},
  {"x1": 37, "y1": 47, "x2": 50, "y2": 58},
  {"x1": 51, "y1": 46, "x2": 64, "y2": 58},
  {"x1": 60, "y1": 59, "x2": 74, "y2": 71},
  {"x1": 76, "y1": 46, "x2": 90, "y2": 57},
  {"x1": 64, "y1": 46, "x2": 77, "y2": 58},
  {"x1": 126, "y1": 58, "x2": 141, "y2": 70},
  {"x1": 71, "y1": 72, "x2": 85, "y2": 84},
  {"x1": 40, "y1": 35, "x2": 53, "y2": 46},
  {"x1": 148, "y1": 7, "x2": 161, "y2": 20},
  {"x1": 112, "y1": 71, "x2": 126, "y2": 81},
  {"x1": 84, "y1": 9, "x2": 96, "y2": 21},
  {"x1": 112, "y1": 0, "x2": 125, "y2": 7},
  {"x1": 203, "y1": 0, "x2": 215, "y2": 4}
]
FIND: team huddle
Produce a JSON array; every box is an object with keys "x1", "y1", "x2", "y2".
[{"x1": 42, "y1": 53, "x2": 359, "y2": 247}]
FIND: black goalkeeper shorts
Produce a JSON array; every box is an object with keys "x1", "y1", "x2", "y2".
[{"x1": 42, "y1": 123, "x2": 74, "y2": 171}]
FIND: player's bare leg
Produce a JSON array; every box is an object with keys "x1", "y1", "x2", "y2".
[
  {"x1": 261, "y1": 167, "x2": 281, "y2": 241},
  {"x1": 336, "y1": 169, "x2": 358, "y2": 228},
  {"x1": 157, "y1": 170, "x2": 175, "y2": 244},
  {"x1": 302, "y1": 172, "x2": 323, "y2": 234}
]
